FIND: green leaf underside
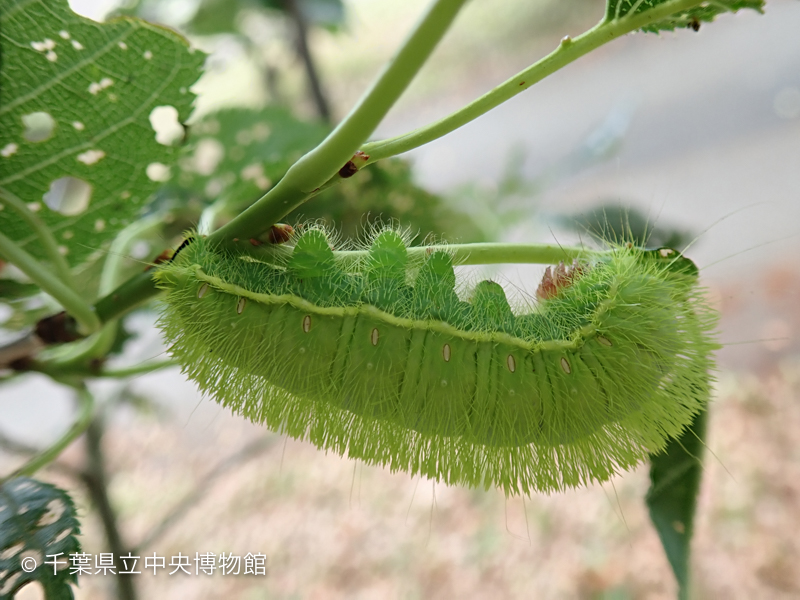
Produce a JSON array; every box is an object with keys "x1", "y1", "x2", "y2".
[
  {"x1": 0, "y1": 477, "x2": 82, "y2": 599},
  {"x1": 606, "y1": 0, "x2": 765, "y2": 33},
  {"x1": 647, "y1": 409, "x2": 708, "y2": 599},
  {"x1": 156, "y1": 229, "x2": 718, "y2": 495},
  {"x1": 0, "y1": 0, "x2": 205, "y2": 266}
]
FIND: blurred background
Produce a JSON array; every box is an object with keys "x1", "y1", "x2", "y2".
[{"x1": 2, "y1": 0, "x2": 800, "y2": 597}]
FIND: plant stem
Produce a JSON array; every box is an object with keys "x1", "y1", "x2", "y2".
[
  {"x1": 0, "y1": 231, "x2": 100, "y2": 334},
  {"x1": 0, "y1": 187, "x2": 73, "y2": 285},
  {"x1": 93, "y1": 270, "x2": 159, "y2": 325},
  {"x1": 245, "y1": 241, "x2": 597, "y2": 266},
  {"x1": 97, "y1": 360, "x2": 176, "y2": 378},
  {"x1": 81, "y1": 415, "x2": 138, "y2": 600},
  {"x1": 1, "y1": 384, "x2": 94, "y2": 484},
  {"x1": 9, "y1": 358, "x2": 177, "y2": 381},
  {"x1": 360, "y1": 0, "x2": 710, "y2": 163},
  {"x1": 208, "y1": 0, "x2": 469, "y2": 245}
]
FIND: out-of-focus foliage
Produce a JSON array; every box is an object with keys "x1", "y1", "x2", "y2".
[
  {"x1": 176, "y1": 107, "x2": 328, "y2": 210},
  {"x1": 289, "y1": 159, "x2": 485, "y2": 242},
  {"x1": 118, "y1": 0, "x2": 346, "y2": 35},
  {"x1": 556, "y1": 204, "x2": 694, "y2": 250},
  {"x1": 170, "y1": 106, "x2": 485, "y2": 242}
]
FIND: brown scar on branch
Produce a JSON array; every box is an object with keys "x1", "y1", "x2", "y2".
[{"x1": 338, "y1": 150, "x2": 370, "y2": 178}]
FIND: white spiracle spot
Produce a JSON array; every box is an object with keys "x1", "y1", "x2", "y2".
[
  {"x1": 507, "y1": 354, "x2": 516, "y2": 373},
  {"x1": 560, "y1": 357, "x2": 571, "y2": 374}
]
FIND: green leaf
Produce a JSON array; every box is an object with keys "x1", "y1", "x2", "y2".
[
  {"x1": 646, "y1": 409, "x2": 708, "y2": 600},
  {"x1": 0, "y1": 0, "x2": 205, "y2": 267},
  {"x1": 0, "y1": 477, "x2": 82, "y2": 599},
  {"x1": 0, "y1": 278, "x2": 40, "y2": 300},
  {"x1": 605, "y1": 0, "x2": 764, "y2": 33}
]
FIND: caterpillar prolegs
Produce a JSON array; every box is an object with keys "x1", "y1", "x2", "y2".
[{"x1": 155, "y1": 228, "x2": 717, "y2": 495}]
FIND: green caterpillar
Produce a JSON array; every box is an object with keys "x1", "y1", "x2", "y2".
[{"x1": 154, "y1": 227, "x2": 717, "y2": 495}]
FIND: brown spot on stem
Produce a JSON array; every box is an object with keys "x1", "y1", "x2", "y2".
[{"x1": 35, "y1": 312, "x2": 81, "y2": 344}]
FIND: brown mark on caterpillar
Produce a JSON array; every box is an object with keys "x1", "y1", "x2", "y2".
[
  {"x1": 536, "y1": 259, "x2": 586, "y2": 300},
  {"x1": 689, "y1": 17, "x2": 700, "y2": 32},
  {"x1": 267, "y1": 223, "x2": 294, "y2": 244},
  {"x1": 147, "y1": 248, "x2": 174, "y2": 270},
  {"x1": 560, "y1": 357, "x2": 571, "y2": 374},
  {"x1": 302, "y1": 315, "x2": 311, "y2": 333},
  {"x1": 197, "y1": 283, "x2": 209, "y2": 299},
  {"x1": 236, "y1": 297, "x2": 247, "y2": 314},
  {"x1": 371, "y1": 327, "x2": 379, "y2": 346},
  {"x1": 443, "y1": 344, "x2": 451, "y2": 362}
]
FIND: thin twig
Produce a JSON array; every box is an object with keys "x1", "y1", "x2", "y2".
[
  {"x1": 1, "y1": 385, "x2": 94, "y2": 484},
  {"x1": 81, "y1": 415, "x2": 137, "y2": 600},
  {"x1": 283, "y1": 0, "x2": 331, "y2": 121}
]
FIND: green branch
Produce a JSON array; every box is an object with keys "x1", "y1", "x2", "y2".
[
  {"x1": 0, "y1": 231, "x2": 100, "y2": 334},
  {"x1": 245, "y1": 241, "x2": 596, "y2": 266},
  {"x1": 47, "y1": 216, "x2": 165, "y2": 368},
  {"x1": 0, "y1": 187, "x2": 73, "y2": 285},
  {"x1": 360, "y1": 0, "x2": 712, "y2": 163},
  {"x1": 23, "y1": 358, "x2": 177, "y2": 379},
  {"x1": 207, "y1": 0, "x2": 470, "y2": 246}
]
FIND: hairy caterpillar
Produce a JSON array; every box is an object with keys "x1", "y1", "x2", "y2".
[{"x1": 154, "y1": 228, "x2": 717, "y2": 495}]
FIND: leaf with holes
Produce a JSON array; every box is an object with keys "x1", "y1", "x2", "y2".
[
  {"x1": 0, "y1": 477, "x2": 82, "y2": 599},
  {"x1": 605, "y1": 0, "x2": 764, "y2": 33},
  {"x1": 0, "y1": 0, "x2": 205, "y2": 266}
]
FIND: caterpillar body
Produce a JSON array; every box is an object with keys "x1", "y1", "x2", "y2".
[{"x1": 155, "y1": 228, "x2": 717, "y2": 495}]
